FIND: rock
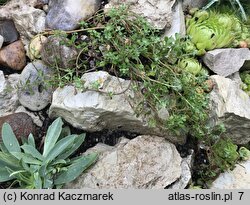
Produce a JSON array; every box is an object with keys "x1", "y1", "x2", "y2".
[
  {"x1": 0, "y1": 71, "x2": 20, "y2": 116},
  {"x1": 0, "y1": 35, "x2": 3, "y2": 49},
  {"x1": 105, "y1": 0, "x2": 176, "y2": 30},
  {"x1": 211, "y1": 156, "x2": 250, "y2": 189},
  {"x1": 40, "y1": 36, "x2": 78, "y2": 69},
  {"x1": 0, "y1": 19, "x2": 19, "y2": 45},
  {"x1": 34, "y1": 0, "x2": 48, "y2": 9},
  {"x1": 209, "y1": 75, "x2": 250, "y2": 144},
  {"x1": 65, "y1": 135, "x2": 182, "y2": 189},
  {"x1": 0, "y1": 112, "x2": 37, "y2": 142},
  {"x1": 49, "y1": 71, "x2": 184, "y2": 144},
  {"x1": 15, "y1": 106, "x2": 44, "y2": 127},
  {"x1": 0, "y1": 0, "x2": 46, "y2": 47},
  {"x1": 203, "y1": 48, "x2": 250, "y2": 77},
  {"x1": 0, "y1": 40, "x2": 26, "y2": 71},
  {"x1": 18, "y1": 60, "x2": 54, "y2": 111},
  {"x1": 182, "y1": 0, "x2": 208, "y2": 10},
  {"x1": 46, "y1": 0, "x2": 102, "y2": 30},
  {"x1": 227, "y1": 72, "x2": 243, "y2": 88},
  {"x1": 169, "y1": 150, "x2": 193, "y2": 189},
  {"x1": 27, "y1": 35, "x2": 47, "y2": 60},
  {"x1": 164, "y1": 0, "x2": 186, "y2": 37},
  {"x1": 43, "y1": 4, "x2": 49, "y2": 13}
]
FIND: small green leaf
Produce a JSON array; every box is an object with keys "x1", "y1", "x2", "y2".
[
  {"x1": 45, "y1": 135, "x2": 76, "y2": 163},
  {"x1": 28, "y1": 134, "x2": 36, "y2": 148},
  {"x1": 0, "y1": 167, "x2": 15, "y2": 182},
  {"x1": 43, "y1": 177, "x2": 53, "y2": 189},
  {"x1": 11, "y1": 152, "x2": 42, "y2": 165},
  {"x1": 59, "y1": 126, "x2": 71, "y2": 139},
  {"x1": 33, "y1": 172, "x2": 42, "y2": 189},
  {"x1": 38, "y1": 164, "x2": 47, "y2": 178},
  {"x1": 2, "y1": 123, "x2": 21, "y2": 153},
  {"x1": 0, "y1": 152, "x2": 21, "y2": 169},
  {"x1": 54, "y1": 153, "x2": 98, "y2": 185},
  {"x1": 21, "y1": 144, "x2": 44, "y2": 161},
  {"x1": 0, "y1": 142, "x2": 8, "y2": 153},
  {"x1": 56, "y1": 134, "x2": 86, "y2": 160},
  {"x1": 43, "y1": 117, "x2": 63, "y2": 157},
  {"x1": 51, "y1": 159, "x2": 67, "y2": 166}
]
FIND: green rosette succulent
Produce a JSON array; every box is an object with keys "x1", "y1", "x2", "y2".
[
  {"x1": 240, "y1": 71, "x2": 250, "y2": 95},
  {"x1": 186, "y1": 9, "x2": 249, "y2": 55},
  {"x1": 178, "y1": 58, "x2": 202, "y2": 75},
  {"x1": 239, "y1": 147, "x2": 250, "y2": 161}
]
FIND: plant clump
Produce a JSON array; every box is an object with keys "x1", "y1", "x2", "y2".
[
  {"x1": 43, "y1": 6, "x2": 210, "y2": 139},
  {"x1": 186, "y1": 8, "x2": 250, "y2": 55},
  {"x1": 240, "y1": 71, "x2": 250, "y2": 95},
  {"x1": 0, "y1": 117, "x2": 98, "y2": 189}
]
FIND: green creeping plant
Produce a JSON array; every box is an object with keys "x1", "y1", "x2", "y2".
[{"x1": 0, "y1": 117, "x2": 98, "y2": 189}]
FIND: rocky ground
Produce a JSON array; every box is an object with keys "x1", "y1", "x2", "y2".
[{"x1": 0, "y1": 0, "x2": 250, "y2": 189}]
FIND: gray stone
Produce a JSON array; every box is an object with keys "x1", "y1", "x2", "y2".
[
  {"x1": 209, "y1": 75, "x2": 250, "y2": 144},
  {"x1": 41, "y1": 36, "x2": 78, "y2": 69},
  {"x1": 0, "y1": 35, "x2": 3, "y2": 49},
  {"x1": 46, "y1": 0, "x2": 101, "y2": 30},
  {"x1": 164, "y1": 0, "x2": 186, "y2": 37},
  {"x1": 169, "y1": 150, "x2": 193, "y2": 189},
  {"x1": 203, "y1": 48, "x2": 250, "y2": 77},
  {"x1": 0, "y1": 0, "x2": 46, "y2": 48},
  {"x1": 227, "y1": 72, "x2": 243, "y2": 88},
  {"x1": 18, "y1": 61, "x2": 54, "y2": 111},
  {"x1": 211, "y1": 156, "x2": 250, "y2": 189},
  {"x1": 105, "y1": 0, "x2": 176, "y2": 30},
  {"x1": 0, "y1": 19, "x2": 19, "y2": 45},
  {"x1": 49, "y1": 71, "x2": 185, "y2": 144},
  {"x1": 0, "y1": 71, "x2": 20, "y2": 116},
  {"x1": 65, "y1": 135, "x2": 182, "y2": 189},
  {"x1": 182, "y1": 0, "x2": 208, "y2": 10}
]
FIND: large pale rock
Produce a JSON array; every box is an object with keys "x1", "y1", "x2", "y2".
[
  {"x1": 46, "y1": 0, "x2": 102, "y2": 30},
  {"x1": 227, "y1": 72, "x2": 243, "y2": 87},
  {"x1": 49, "y1": 71, "x2": 184, "y2": 144},
  {"x1": 211, "y1": 157, "x2": 250, "y2": 189},
  {"x1": 203, "y1": 48, "x2": 250, "y2": 77},
  {"x1": 209, "y1": 75, "x2": 250, "y2": 144},
  {"x1": 164, "y1": 0, "x2": 186, "y2": 37},
  {"x1": 169, "y1": 150, "x2": 193, "y2": 189},
  {"x1": 66, "y1": 135, "x2": 182, "y2": 189},
  {"x1": 0, "y1": 40, "x2": 26, "y2": 71},
  {"x1": 18, "y1": 61, "x2": 54, "y2": 111},
  {"x1": 0, "y1": 0, "x2": 46, "y2": 47},
  {"x1": 105, "y1": 0, "x2": 176, "y2": 29},
  {"x1": 0, "y1": 71, "x2": 20, "y2": 116}
]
